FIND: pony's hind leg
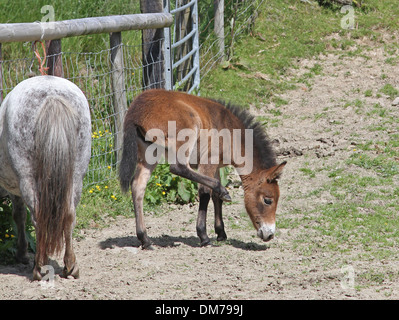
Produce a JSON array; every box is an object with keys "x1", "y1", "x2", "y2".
[
  {"x1": 62, "y1": 207, "x2": 79, "y2": 279},
  {"x1": 132, "y1": 161, "x2": 157, "y2": 249},
  {"x1": 32, "y1": 249, "x2": 48, "y2": 281},
  {"x1": 9, "y1": 195, "x2": 29, "y2": 264}
]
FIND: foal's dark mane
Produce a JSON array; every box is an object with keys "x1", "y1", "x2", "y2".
[{"x1": 213, "y1": 99, "x2": 277, "y2": 170}]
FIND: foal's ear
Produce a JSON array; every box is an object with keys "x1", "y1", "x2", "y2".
[{"x1": 267, "y1": 161, "x2": 287, "y2": 183}]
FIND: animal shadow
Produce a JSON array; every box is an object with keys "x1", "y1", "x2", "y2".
[
  {"x1": 0, "y1": 256, "x2": 63, "y2": 280},
  {"x1": 99, "y1": 234, "x2": 268, "y2": 251}
]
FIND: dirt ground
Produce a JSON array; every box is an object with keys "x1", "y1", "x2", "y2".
[{"x1": 1, "y1": 32, "x2": 398, "y2": 300}]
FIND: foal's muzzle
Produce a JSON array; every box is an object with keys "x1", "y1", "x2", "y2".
[{"x1": 257, "y1": 223, "x2": 275, "y2": 242}]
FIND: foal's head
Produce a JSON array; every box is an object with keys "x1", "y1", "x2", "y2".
[{"x1": 243, "y1": 161, "x2": 286, "y2": 242}]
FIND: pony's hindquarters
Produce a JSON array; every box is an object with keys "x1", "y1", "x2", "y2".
[
  {"x1": 33, "y1": 96, "x2": 80, "y2": 278},
  {"x1": 0, "y1": 75, "x2": 91, "y2": 280}
]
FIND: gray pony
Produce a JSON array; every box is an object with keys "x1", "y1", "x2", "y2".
[{"x1": 0, "y1": 76, "x2": 91, "y2": 280}]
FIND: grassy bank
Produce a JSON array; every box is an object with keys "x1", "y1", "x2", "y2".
[{"x1": 201, "y1": 0, "x2": 399, "y2": 105}]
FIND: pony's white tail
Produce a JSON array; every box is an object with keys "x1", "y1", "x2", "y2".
[{"x1": 34, "y1": 96, "x2": 78, "y2": 265}]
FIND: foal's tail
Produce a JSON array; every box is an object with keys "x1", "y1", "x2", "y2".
[
  {"x1": 34, "y1": 96, "x2": 78, "y2": 265},
  {"x1": 119, "y1": 119, "x2": 138, "y2": 193}
]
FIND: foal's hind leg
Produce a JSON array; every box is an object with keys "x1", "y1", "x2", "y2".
[
  {"x1": 9, "y1": 195, "x2": 29, "y2": 264},
  {"x1": 132, "y1": 161, "x2": 157, "y2": 249}
]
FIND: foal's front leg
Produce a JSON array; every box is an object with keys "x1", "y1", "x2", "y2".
[
  {"x1": 169, "y1": 163, "x2": 231, "y2": 202},
  {"x1": 197, "y1": 185, "x2": 211, "y2": 246},
  {"x1": 212, "y1": 169, "x2": 227, "y2": 242},
  {"x1": 197, "y1": 186, "x2": 227, "y2": 246}
]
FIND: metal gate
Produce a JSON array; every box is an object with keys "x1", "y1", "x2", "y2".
[{"x1": 164, "y1": 0, "x2": 200, "y2": 94}]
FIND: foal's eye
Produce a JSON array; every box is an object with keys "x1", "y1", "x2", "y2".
[{"x1": 263, "y1": 198, "x2": 273, "y2": 205}]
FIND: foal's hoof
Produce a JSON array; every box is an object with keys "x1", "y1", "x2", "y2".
[
  {"x1": 200, "y1": 239, "x2": 211, "y2": 247},
  {"x1": 217, "y1": 233, "x2": 227, "y2": 242},
  {"x1": 220, "y1": 192, "x2": 232, "y2": 202},
  {"x1": 142, "y1": 243, "x2": 155, "y2": 250}
]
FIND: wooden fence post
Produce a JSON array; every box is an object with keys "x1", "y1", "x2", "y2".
[
  {"x1": 46, "y1": 39, "x2": 63, "y2": 77},
  {"x1": 110, "y1": 32, "x2": 127, "y2": 163},
  {"x1": 214, "y1": 0, "x2": 224, "y2": 60},
  {"x1": 140, "y1": 0, "x2": 165, "y2": 89},
  {"x1": 0, "y1": 43, "x2": 3, "y2": 104}
]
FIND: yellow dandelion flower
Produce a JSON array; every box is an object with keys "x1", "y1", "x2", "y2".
[
  {"x1": 156, "y1": 183, "x2": 162, "y2": 187},
  {"x1": 162, "y1": 191, "x2": 166, "y2": 195},
  {"x1": 5, "y1": 234, "x2": 9, "y2": 238},
  {"x1": 96, "y1": 185, "x2": 101, "y2": 191},
  {"x1": 107, "y1": 166, "x2": 111, "y2": 169},
  {"x1": 105, "y1": 186, "x2": 108, "y2": 189},
  {"x1": 111, "y1": 195, "x2": 117, "y2": 200},
  {"x1": 89, "y1": 189, "x2": 94, "y2": 194}
]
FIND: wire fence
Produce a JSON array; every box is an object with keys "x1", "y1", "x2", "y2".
[
  {"x1": 0, "y1": 0, "x2": 264, "y2": 188},
  {"x1": 0, "y1": 39, "x2": 163, "y2": 187}
]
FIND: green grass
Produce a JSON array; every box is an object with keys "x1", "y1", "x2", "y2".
[
  {"x1": 0, "y1": 0, "x2": 141, "y2": 59},
  {"x1": 201, "y1": 0, "x2": 399, "y2": 104},
  {"x1": 282, "y1": 132, "x2": 399, "y2": 255},
  {"x1": 379, "y1": 83, "x2": 399, "y2": 99}
]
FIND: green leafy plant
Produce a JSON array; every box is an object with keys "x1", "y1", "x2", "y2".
[
  {"x1": 0, "y1": 199, "x2": 35, "y2": 264},
  {"x1": 145, "y1": 164, "x2": 198, "y2": 206}
]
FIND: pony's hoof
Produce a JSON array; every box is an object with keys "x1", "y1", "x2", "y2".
[
  {"x1": 32, "y1": 267, "x2": 42, "y2": 281},
  {"x1": 63, "y1": 265, "x2": 79, "y2": 279}
]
